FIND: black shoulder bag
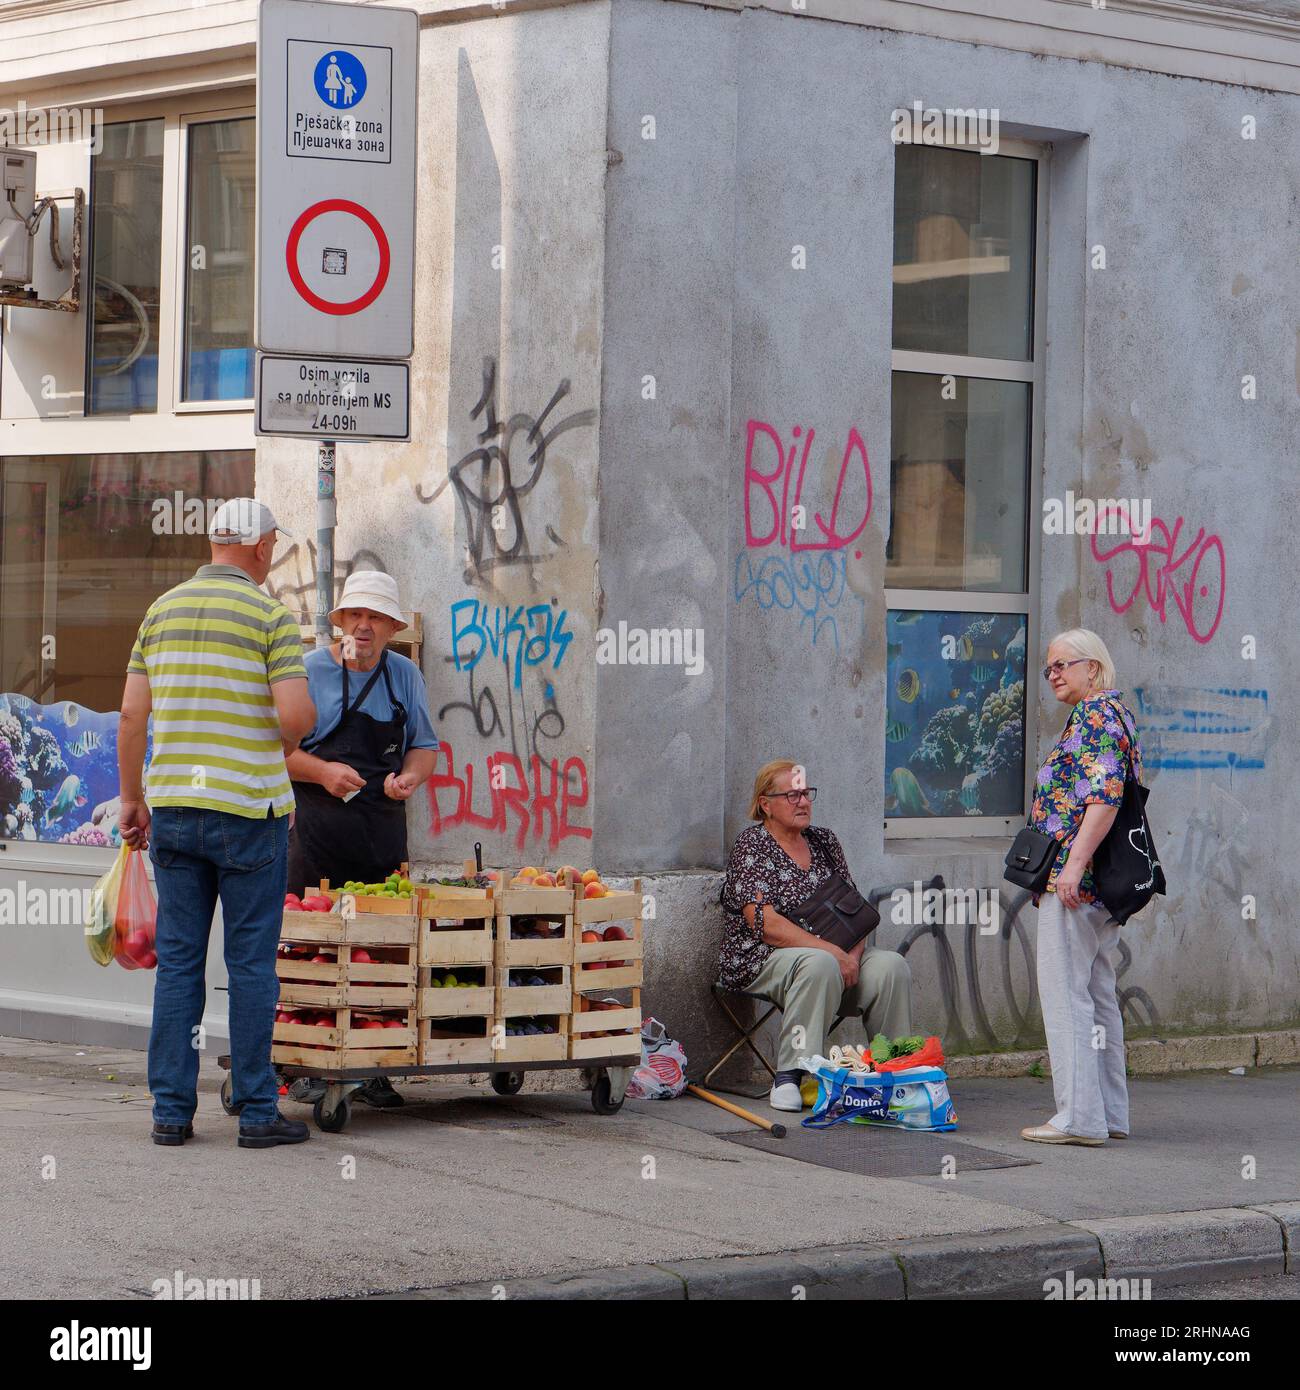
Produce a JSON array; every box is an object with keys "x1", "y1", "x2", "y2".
[
  {"x1": 1089, "y1": 699, "x2": 1166, "y2": 925},
  {"x1": 1003, "y1": 708, "x2": 1076, "y2": 893},
  {"x1": 788, "y1": 872, "x2": 880, "y2": 951}
]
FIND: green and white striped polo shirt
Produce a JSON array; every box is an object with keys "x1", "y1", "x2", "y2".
[{"x1": 127, "y1": 563, "x2": 307, "y2": 819}]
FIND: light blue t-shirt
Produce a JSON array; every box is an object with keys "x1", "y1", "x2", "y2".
[{"x1": 301, "y1": 645, "x2": 438, "y2": 755}]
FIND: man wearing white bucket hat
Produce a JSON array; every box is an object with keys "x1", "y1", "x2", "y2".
[
  {"x1": 286, "y1": 571, "x2": 437, "y2": 902},
  {"x1": 285, "y1": 571, "x2": 438, "y2": 1104}
]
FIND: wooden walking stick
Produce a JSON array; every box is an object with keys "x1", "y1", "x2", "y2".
[{"x1": 686, "y1": 1083, "x2": 787, "y2": 1138}]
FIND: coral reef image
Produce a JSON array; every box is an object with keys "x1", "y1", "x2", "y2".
[
  {"x1": 884, "y1": 613, "x2": 1028, "y2": 818},
  {"x1": 0, "y1": 696, "x2": 133, "y2": 845}
]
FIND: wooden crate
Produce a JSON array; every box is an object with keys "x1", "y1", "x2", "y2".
[
  {"x1": 419, "y1": 893, "x2": 496, "y2": 967},
  {"x1": 492, "y1": 1015, "x2": 569, "y2": 1063},
  {"x1": 419, "y1": 1015, "x2": 493, "y2": 1065},
  {"x1": 281, "y1": 908, "x2": 419, "y2": 947},
  {"x1": 418, "y1": 963, "x2": 495, "y2": 1019},
  {"x1": 497, "y1": 964, "x2": 571, "y2": 1017},
  {"x1": 573, "y1": 878, "x2": 644, "y2": 993},
  {"x1": 569, "y1": 993, "x2": 642, "y2": 1061},
  {"x1": 272, "y1": 1004, "x2": 418, "y2": 1068},
  {"x1": 275, "y1": 942, "x2": 416, "y2": 986},
  {"x1": 572, "y1": 888, "x2": 642, "y2": 927},
  {"x1": 496, "y1": 892, "x2": 573, "y2": 969}
]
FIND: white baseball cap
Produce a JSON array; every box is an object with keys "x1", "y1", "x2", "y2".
[
  {"x1": 208, "y1": 498, "x2": 294, "y2": 545},
  {"x1": 328, "y1": 570, "x2": 405, "y2": 628}
]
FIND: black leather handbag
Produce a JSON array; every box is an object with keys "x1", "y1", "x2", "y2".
[
  {"x1": 1090, "y1": 700, "x2": 1166, "y2": 924},
  {"x1": 1003, "y1": 825, "x2": 1062, "y2": 893},
  {"x1": 788, "y1": 872, "x2": 880, "y2": 951}
]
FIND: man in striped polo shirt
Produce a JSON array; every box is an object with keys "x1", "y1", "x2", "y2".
[{"x1": 118, "y1": 499, "x2": 317, "y2": 1150}]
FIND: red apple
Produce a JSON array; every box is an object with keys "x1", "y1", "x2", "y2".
[
  {"x1": 351, "y1": 949, "x2": 372, "y2": 964},
  {"x1": 382, "y1": 1018, "x2": 404, "y2": 1029},
  {"x1": 602, "y1": 925, "x2": 628, "y2": 941}
]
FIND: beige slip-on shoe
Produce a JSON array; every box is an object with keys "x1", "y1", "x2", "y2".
[
  {"x1": 1020, "y1": 1122, "x2": 1105, "y2": 1147},
  {"x1": 1109, "y1": 1130, "x2": 1129, "y2": 1139}
]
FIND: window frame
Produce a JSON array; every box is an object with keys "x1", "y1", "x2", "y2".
[
  {"x1": 173, "y1": 103, "x2": 257, "y2": 415},
  {"x1": 884, "y1": 133, "x2": 1051, "y2": 840},
  {"x1": 79, "y1": 88, "x2": 256, "y2": 430}
]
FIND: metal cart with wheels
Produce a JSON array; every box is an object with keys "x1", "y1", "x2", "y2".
[{"x1": 217, "y1": 1054, "x2": 638, "y2": 1134}]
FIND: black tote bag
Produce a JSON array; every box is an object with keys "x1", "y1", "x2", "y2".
[{"x1": 1090, "y1": 700, "x2": 1166, "y2": 925}]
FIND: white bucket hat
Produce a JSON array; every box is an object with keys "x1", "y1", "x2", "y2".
[{"x1": 328, "y1": 570, "x2": 404, "y2": 628}]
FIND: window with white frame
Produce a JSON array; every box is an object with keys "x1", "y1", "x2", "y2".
[
  {"x1": 85, "y1": 98, "x2": 255, "y2": 416},
  {"x1": 884, "y1": 138, "x2": 1046, "y2": 836}
]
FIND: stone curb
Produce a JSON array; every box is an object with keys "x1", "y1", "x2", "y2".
[
  {"x1": 359, "y1": 1206, "x2": 1293, "y2": 1299},
  {"x1": 1071, "y1": 1207, "x2": 1285, "y2": 1287},
  {"x1": 943, "y1": 1028, "x2": 1300, "y2": 1079}
]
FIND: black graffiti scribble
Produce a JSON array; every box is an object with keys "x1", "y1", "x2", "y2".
[
  {"x1": 849, "y1": 879, "x2": 1162, "y2": 1052},
  {"x1": 438, "y1": 652, "x2": 567, "y2": 765},
  {"x1": 437, "y1": 357, "x2": 596, "y2": 581},
  {"x1": 266, "y1": 541, "x2": 389, "y2": 614}
]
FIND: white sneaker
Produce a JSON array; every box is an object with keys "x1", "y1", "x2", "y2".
[{"x1": 770, "y1": 1081, "x2": 803, "y2": 1112}]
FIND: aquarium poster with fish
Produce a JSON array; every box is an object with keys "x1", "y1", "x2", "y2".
[
  {"x1": 0, "y1": 696, "x2": 145, "y2": 846},
  {"x1": 884, "y1": 611, "x2": 1028, "y2": 819}
]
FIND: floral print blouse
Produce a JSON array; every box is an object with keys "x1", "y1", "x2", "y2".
[
  {"x1": 1030, "y1": 690, "x2": 1143, "y2": 904},
  {"x1": 717, "y1": 823, "x2": 855, "y2": 991}
]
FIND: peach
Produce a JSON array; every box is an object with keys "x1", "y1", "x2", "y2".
[
  {"x1": 581, "y1": 869, "x2": 600, "y2": 884},
  {"x1": 584, "y1": 882, "x2": 606, "y2": 898},
  {"x1": 533, "y1": 872, "x2": 556, "y2": 887},
  {"x1": 519, "y1": 866, "x2": 540, "y2": 878}
]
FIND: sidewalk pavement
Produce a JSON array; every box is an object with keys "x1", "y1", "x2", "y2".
[{"x1": 2, "y1": 1036, "x2": 1297, "y2": 1300}]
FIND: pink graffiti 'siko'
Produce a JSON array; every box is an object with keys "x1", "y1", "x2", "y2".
[
  {"x1": 1089, "y1": 507, "x2": 1226, "y2": 645},
  {"x1": 743, "y1": 419, "x2": 872, "y2": 551}
]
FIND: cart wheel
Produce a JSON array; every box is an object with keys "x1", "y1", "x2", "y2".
[
  {"x1": 313, "y1": 1096, "x2": 350, "y2": 1133},
  {"x1": 219, "y1": 1074, "x2": 239, "y2": 1116},
  {"x1": 590, "y1": 1073, "x2": 624, "y2": 1116},
  {"x1": 491, "y1": 1071, "x2": 525, "y2": 1096}
]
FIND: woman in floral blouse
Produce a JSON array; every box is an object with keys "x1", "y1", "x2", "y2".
[
  {"x1": 1022, "y1": 628, "x2": 1142, "y2": 1149},
  {"x1": 719, "y1": 759, "x2": 913, "y2": 1112}
]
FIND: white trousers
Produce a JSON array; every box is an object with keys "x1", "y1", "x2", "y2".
[{"x1": 1036, "y1": 892, "x2": 1129, "y2": 1139}]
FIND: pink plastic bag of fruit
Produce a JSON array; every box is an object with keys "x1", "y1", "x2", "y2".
[{"x1": 113, "y1": 846, "x2": 158, "y2": 971}]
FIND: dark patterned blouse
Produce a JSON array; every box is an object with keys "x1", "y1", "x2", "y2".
[{"x1": 717, "y1": 823, "x2": 855, "y2": 992}]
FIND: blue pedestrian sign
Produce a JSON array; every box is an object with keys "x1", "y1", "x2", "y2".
[{"x1": 313, "y1": 49, "x2": 367, "y2": 109}]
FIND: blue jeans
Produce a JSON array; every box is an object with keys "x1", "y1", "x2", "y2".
[{"x1": 148, "y1": 806, "x2": 289, "y2": 1127}]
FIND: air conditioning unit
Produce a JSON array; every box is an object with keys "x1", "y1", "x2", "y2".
[{"x1": 0, "y1": 150, "x2": 36, "y2": 289}]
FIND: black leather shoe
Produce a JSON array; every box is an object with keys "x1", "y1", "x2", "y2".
[
  {"x1": 237, "y1": 1110, "x2": 310, "y2": 1149},
  {"x1": 356, "y1": 1076, "x2": 404, "y2": 1109},
  {"x1": 152, "y1": 1121, "x2": 195, "y2": 1146}
]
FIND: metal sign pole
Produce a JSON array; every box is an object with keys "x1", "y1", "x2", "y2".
[{"x1": 315, "y1": 439, "x2": 336, "y2": 640}]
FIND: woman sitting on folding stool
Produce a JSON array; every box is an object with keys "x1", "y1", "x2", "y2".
[{"x1": 718, "y1": 759, "x2": 913, "y2": 1113}]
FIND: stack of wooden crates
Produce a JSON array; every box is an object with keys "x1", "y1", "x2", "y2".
[{"x1": 274, "y1": 878, "x2": 644, "y2": 1070}]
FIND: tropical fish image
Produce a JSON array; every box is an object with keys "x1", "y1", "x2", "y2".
[
  {"x1": 972, "y1": 664, "x2": 996, "y2": 683},
  {"x1": 44, "y1": 774, "x2": 86, "y2": 826},
  {"x1": 67, "y1": 731, "x2": 102, "y2": 758},
  {"x1": 885, "y1": 766, "x2": 932, "y2": 816},
  {"x1": 896, "y1": 669, "x2": 921, "y2": 703},
  {"x1": 950, "y1": 689, "x2": 960, "y2": 699},
  {"x1": 956, "y1": 634, "x2": 974, "y2": 661},
  {"x1": 63, "y1": 703, "x2": 79, "y2": 728},
  {"x1": 19, "y1": 779, "x2": 34, "y2": 804},
  {"x1": 9, "y1": 693, "x2": 33, "y2": 711},
  {"x1": 893, "y1": 612, "x2": 924, "y2": 626},
  {"x1": 886, "y1": 718, "x2": 912, "y2": 744},
  {"x1": 959, "y1": 772, "x2": 982, "y2": 811}
]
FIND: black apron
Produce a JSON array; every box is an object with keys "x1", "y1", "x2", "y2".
[{"x1": 287, "y1": 649, "x2": 409, "y2": 897}]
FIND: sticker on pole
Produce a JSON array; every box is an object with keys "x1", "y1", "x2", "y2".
[
  {"x1": 255, "y1": 353, "x2": 410, "y2": 441},
  {"x1": 257, "y1": 0, "x2": 417, "y2": 359}
]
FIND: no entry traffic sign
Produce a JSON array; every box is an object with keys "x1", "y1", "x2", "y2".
[{"x1": 256, "y1": 0, "x2": 417, "y2": 359}]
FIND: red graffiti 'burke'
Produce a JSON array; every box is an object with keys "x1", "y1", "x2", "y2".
[
  {"x1": 424, "y1": 740, "x2": 592, "y2": 851},
  {"x1": 744, "y1": 418, "x2": 872, "y2": 551}
]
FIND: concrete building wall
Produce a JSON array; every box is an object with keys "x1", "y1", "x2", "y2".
[{"x1": 598, "y1": 0, "x2": 1298, "y2": 1074}]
